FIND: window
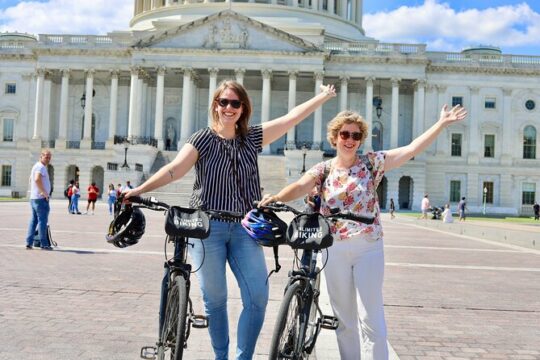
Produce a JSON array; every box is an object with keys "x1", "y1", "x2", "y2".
[
  {"x1": 483, "y1": 181, "x2": 494, "y2": 204},
  {"x1": 484, "y1": 134, "x2": 495, "y2": 158},
  {"x1": 522, "y1": 183, "x2": 536, "y2": 205},
  {"x1": 484, "y1": 97, "x2": 496, "y2": 109},
  {"x1": 2, "y1": 118, "x2": 14, "y2": 142},
  {"x1": 451, "y1": 133, "x2": 462, "y2": 156},
  {"x1": 452, "y1": 96, "x2": 463, "y2": 107},
  {"x1": 450, "y1": 180, "x2": 461, "y2": 202},
  {"x1": 525, "y1": 99, "x2": 535, "y2": 111},
  {"x1": 523, "y1": 126, "x2": 536, "y2": 159},
  {"x1": 1, "y1": 165, "x2": 11, "y2": 186},
  {"x1": 5, "y1": 83, "x2": 16, "y2": 94}
]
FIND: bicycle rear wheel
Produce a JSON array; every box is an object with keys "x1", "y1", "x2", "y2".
[
  {"x1": 268, "y1": 281, "x2": 307, "y2": 360},
  {"x1": 158, "y1": 275, "x2": 189, "y2": 360}
]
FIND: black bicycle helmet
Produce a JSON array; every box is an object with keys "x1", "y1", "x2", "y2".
[
  {"x1": 241, "y1": 209, "x2": 287, "y2": 247},
  {"x1": 106, "y1": 206, "x2": 146, "y2": 248}
]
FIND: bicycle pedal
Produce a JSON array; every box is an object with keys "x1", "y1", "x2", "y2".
[
  {"x1": 140, "y1": 346, "x2": 157, "y2": 359},
  {"x1": 191, "y1": 314, "x2": 209, "y2": 328},
  {"x1": 320, "y1": 315, "x2": 339, "y2": 330}
]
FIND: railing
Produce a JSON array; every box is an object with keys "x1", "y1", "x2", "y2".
[
  {"x1": 91, "y1": 142, "x2": 106, "y2": 150},
  {"x1": 37, "y1": 34, "x2": 132, "y2": 48},
  {"x1": 114, "y1": 135, "x2": 158, "y2": 148},
  {"x1": 135, "y1": 163, "x2": 144, "y2": 172},
  {"x1": 107, "y1": 163, "x2": 119, "y2": 171},
  {"x1": 41, "y1": 140, "x2": 55, "y2": 149},
  {"x1": 67, "y1": 141, "x2": 80, "y2": 149},
  {"x1": 325, "y1": 41, "x2": 427, "y2": 56},
  {"x1": 427, "y1": 52, "x2": 540, "y2": 67}
]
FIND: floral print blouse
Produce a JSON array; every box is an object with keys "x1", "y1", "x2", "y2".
[{"x1": 306, "y1": 151, "x2": 386, "y2": 241}]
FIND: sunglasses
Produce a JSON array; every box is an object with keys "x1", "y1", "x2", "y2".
[
  {"x1": 339, "y1": 131, "x2": 362, "y2": 141},
  {"x1": 216, "y1": 98, "x2": 242, "y2": 109}
]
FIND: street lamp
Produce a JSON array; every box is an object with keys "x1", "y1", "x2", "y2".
[
  {"x1": 121, "y1": 140, "x2": 130, "y2": 169},
  {"x1": 482, "y1": 186, "x2": 488, "y2": 215},
  {"x1": 300, "y1": 144, "x2": 308, "y2": 174}
]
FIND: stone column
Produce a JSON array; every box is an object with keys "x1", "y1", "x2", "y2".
[
  {"x1": 81, "y1": 69, "x2": 95, "y2": 149},
  {"x1": 179, "y1": 68, "x2": 193, "y2": 146},
  {"x1": 339, "y1": 75, "x2": 349, "y2": 111},
  {"x1": 42, "y1": 77, "x2": 52, "y2": 142},
  {"x1": 468, "y1": 86, "x2": 480, "y2": 164},
  {"x1": 154, "y1": 67, "x2": 166, "y2": 150},
  {"x1": 208, "y1": 68, "x2": 219, "y2": 126},
  {"x1": 390, "y1": 77, "x2": 400, "y2": 149},
  {"x1": 286, "y1": 70, "x2": 298, "y2": 149},
  {"x1": 312, "y1": 0, "x2": 319, "y2": 10},
  {"x1": 291, "y1": 0, "x2": 298, "y2": 7},
  {"x1": 327, "y1": 0, "x2": 335, "y2": 14},
  {"x1": 32, "y1": 68, "x2": 45, "y2": 140},
  {"x1": 107, "y1": 70, "x2": 119, "y2": 147},
  {"x1": 133, "y1": 75, "x2": 144, "y2": 138},
  {"x1": 364, "y1": 76, "x2": 374, "y2": 152},
  {"x1": 313, "y1": 71, "x2": 324, "y2": 149},
  {"x1": 261, "y1": 69, "x2": 272, "y2": 153},
  {"x1": 415, "y1": 79, "x2": 426, "y2": 147},
  {"x1": 127, "y1": 67, "x2": 139, "y2": 139},
  {"x1": 435, "y1": 85, "x2": 447, "y2": 155},
  {"x1": 339, "y1": 0, "x2": 347, "y2": 17},
  {"x1": 235, "y1": 68, "x2": 245, "y2": 85},
  {"x1": 355, "y1": 0, "x2": 363, "y2": 27},
  {"x1": 57, "y1": 69, "x2": 70, "y2": 149},
  {"x1": 501, "y1": 88, "x2": 513, "y2": 165}
]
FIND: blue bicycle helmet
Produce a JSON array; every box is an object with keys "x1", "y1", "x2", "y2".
[
  {"x1": 242, "y1": 209, "x2": 287, "y2": 247},
  {"x1": 106, "y1": 206, "x2": 146, "y2": 248}
]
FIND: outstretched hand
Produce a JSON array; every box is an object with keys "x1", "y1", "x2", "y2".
[
  {"x1": 439, "y1": 104, "x2": 467, "y2": 127},
  {"x1": 320, "y1": 84, "x2": 337, "y2": 98}
]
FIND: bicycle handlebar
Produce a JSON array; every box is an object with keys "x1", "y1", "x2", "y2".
[{"x1": 256, "y1": 201, "x2": 375, "y2": 225}]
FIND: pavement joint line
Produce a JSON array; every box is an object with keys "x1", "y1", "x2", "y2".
[
  {"x1": 397, "y1": 220, "x2": 540, "y2": 255},
  {"x1": 386, "y1": 244, "x2": 524, "y2": 253},
  {"x1": 386, "y1": 262, "x2": 540, "y2": 272},
  {"x1": 384, "y1": 303, "x2": 538, "y2": 313}
]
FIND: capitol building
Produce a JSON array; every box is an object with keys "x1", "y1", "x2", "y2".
[{"x1": 1, "y1": 0, "x2": 539, "y2": 215}]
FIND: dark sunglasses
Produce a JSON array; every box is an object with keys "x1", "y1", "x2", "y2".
[
  {"x1": 339, "y1": 130, "x2": 362, "y2": 141},
  {"x1": 216, "y1": 98, "x2": 242, "y2": 109}
]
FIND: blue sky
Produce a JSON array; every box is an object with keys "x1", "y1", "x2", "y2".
[{"x1": 1, "y1": 0, "x2": 539, "y2": 55}]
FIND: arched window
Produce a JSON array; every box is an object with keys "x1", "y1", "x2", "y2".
[{"x1": 523, "y1": 125, "x2": 536, "y2": 159}]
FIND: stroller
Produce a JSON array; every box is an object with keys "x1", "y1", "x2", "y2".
[{"x1": 430, "y1": 206, "x2": 443, "y2": 220}]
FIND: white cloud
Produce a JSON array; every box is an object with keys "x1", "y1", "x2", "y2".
[
  {"x1": 364, "y1": 0, "x2": 540, "y2": 52},
  {"x1": 0, "y1": 0, "x2": 133, "y2": 35}
]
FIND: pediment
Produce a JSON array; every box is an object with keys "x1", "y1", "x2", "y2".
[{"x1": 133, "y1": 10, "x2": 320, "y2": 53}]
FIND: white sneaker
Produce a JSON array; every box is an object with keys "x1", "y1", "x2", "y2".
[{"x1": 82, "y1": 211, "x2": 88, "y2": 215}]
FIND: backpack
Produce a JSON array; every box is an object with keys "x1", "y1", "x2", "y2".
[
  {"x1": 64, "y1": 185, "x2": 71, "y2": 198},
  {"x1": 67, "y1": 185, "x2": 73, "y2": 198}
]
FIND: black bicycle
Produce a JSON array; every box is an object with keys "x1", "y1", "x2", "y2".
[
  {"x1": 113, "y1": 196, "x2": 241, "y2": 360},
  {"x1": 261, "y1": 202, "x2": 374, "y2": 360}
]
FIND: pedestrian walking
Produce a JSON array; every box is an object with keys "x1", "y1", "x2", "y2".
[
  {"x1": 84, "y1": 182, "x2": 100, "y2": 215},
  {"x1": 70, "y1": 181, "x2": 82, "y2": 214},
  {"x1": 25, "y1": 149, "x2": 53, "y2": 250},
  {"x1": 259, "y1": 104, "x2": 467, "y2": 359},
  {"x1": 389, "y1": 198, "x2": 396, "y2": 219},
  {"x1": 419, "y1": 194, "x2": 430, "y2": 219},
  {"x1": 458, "y1": 197, "x2": 467, "y2": 221},
  {"x1": 107, "y1": 184, "x2": 117, "y2": 215}
]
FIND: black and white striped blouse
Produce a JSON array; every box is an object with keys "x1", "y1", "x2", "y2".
[{"x1": 186, "y1": 125, "x2": 263, "y2": 218}]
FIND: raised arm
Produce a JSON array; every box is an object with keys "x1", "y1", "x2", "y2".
[
  {"x1": 261, "y1": 84, "x2": 336, "y2": 146},
  {"x1": 259, "y1": 172, "x2": 318, "y2": 207},
  {"x1": 124, "y1": 144, "x2": 198, "y2": 198},
  {"x1": 384, "y1": 105, "x2": 467, "y2": 172}
]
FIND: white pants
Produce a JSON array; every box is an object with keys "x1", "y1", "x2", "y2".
[{"x1": 322, "y1": 237, "x2": 388, "y2": 360}]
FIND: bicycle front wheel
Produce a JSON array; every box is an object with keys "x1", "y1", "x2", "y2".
[
  {"x1": 269, "y1": 281, "x2": 306, "y2": 360},
  {"x1": 158, "y1": 275, "x2": 189, "y2": 360}
]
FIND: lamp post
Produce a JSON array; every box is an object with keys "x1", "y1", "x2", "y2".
[
  {"x1": 482, "y1": 186, "x2": 487, "y2": 215},
  {"x1": 301, "y1": 144, "x2": 307, "y2": 174},
  {"x1": 121, "y1": 140, "x2": 130, "y2": 169}
]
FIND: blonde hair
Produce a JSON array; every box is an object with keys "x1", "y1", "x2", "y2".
[
  {"x1": 209, "y1": 80, "x2": 252, "y2": 138},
  {"x1": 326, "y1": 111, "x2": 368, "y2": 148}
]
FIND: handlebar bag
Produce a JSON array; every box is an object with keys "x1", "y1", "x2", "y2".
[
  {"x1": 165, "y1": 206, "x2": 210, "y2": 239},
  {"x1": 286, "y1": 213, "x2": 333, "y2": 250}
]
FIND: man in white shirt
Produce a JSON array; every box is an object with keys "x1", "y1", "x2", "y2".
[
  {"x1": 419, "y1": 194, "x2": 430, "y2": 220},
  {"x1": 25, "y1": 150, "x2": 53, "y2": 250}
]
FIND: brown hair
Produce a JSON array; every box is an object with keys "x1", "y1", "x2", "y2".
[
  {"x1": 209, "y1": 80, "x2": 252, "y2": 138},
  {"x1": 326, "y1": 110, "x2": 369, "y2": 148}
]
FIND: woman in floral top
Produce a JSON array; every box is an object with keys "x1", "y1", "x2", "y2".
[{"x1": 260, "y1": 106, "x2": 467, "y2": 359}]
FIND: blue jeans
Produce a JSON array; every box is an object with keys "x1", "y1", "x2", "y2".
[
  {"x1": 70, "y1": 194, "x2": 79, "y2": 213},
  {"x1": 189, "y1": 220, "x2": 269, "y2": 360},
  {"x1": 25, "y1": 198, "x2": 50, "y2": 247}
]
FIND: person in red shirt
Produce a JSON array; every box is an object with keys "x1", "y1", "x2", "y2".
[{"x1": 85, "y1": 182, "x2": 100, "y2": 215}]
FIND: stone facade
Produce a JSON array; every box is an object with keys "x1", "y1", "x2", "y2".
[{"x1": 1, "y1": 2, "x2": 539, "y2": 215}]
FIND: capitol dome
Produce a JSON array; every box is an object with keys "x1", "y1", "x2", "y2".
[{"x1": 129, "y1": 0, "x2": 370, "y2": 45}]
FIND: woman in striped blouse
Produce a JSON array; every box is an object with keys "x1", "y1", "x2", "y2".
[{"x1": 124, "y1": 80, "x2": 336, "y2": 360}]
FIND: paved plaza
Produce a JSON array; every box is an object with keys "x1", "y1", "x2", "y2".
[{"x1": 1, "y1": 200, "x2": 539, "y2": 360}]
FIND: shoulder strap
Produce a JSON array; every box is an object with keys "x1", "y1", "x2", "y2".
[{"x1": 359, "y1": 154, "x2": 373, "y2": 173}]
